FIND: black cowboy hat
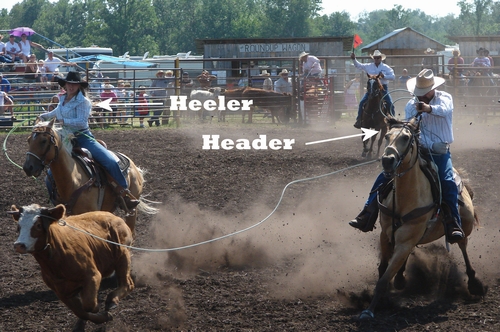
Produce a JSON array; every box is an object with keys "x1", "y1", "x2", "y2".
[{"x1": 57, "y1": 71, "x2": 89, "y2": 88}]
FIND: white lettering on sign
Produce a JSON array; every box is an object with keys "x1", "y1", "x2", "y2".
[
  {"x1": 238, "y1": 43, "x2": 310, "y2": 53},
  {"x1": 202, "y1": 135, "x2": 295, "y2": 150},
  {"x1": 170, "y1": 96, "x2": 253, "y2": 111}
]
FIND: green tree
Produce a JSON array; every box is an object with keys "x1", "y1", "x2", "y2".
[
  {"x1": 260, "y1": 0, "x2": 322, "y2": 37},
  {"x1": 457, "y1": 0, "x2": 494, "y2": 35},
  {"x1": 312, "y1": 11, "x2": 356, "y2": 37}
]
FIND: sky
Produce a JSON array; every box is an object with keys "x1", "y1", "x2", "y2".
[
  {"x1": 2, "y1": 0, "x2": 462, "y2": 18},
  {"x1": 320, "y1": 1, "x2": 462, "y2": 18}
]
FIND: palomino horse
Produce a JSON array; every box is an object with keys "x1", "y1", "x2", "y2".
[
  {"x1": 358, "y1": 117, "x2": 486, "y2": 320},
  {"x1": 22, "y1": 119, "x2": 156, "y2": 236},
  {"x1": 360, "y1": 73, "x2": 389, "y2": 159}
]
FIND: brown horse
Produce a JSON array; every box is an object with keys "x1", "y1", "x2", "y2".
[
  {"x1": 361, "y1": 73, "x2": 389, "y2": 159},
  {"x1": 359, "y1": 117, "x2": 487, "y2": 320},
  {"x1": 22, "y1": 119, "x2": 157, "y2": 236}
]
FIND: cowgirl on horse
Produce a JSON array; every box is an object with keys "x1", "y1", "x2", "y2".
[{"x1": 36, "y1": 71, "x2": 140, "y2": 213}]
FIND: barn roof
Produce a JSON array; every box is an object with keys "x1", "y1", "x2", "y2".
[{"x1": 361, "y1": 27, "x2": 447, "y2": 53}]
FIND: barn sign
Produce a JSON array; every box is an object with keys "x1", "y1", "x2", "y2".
[{"x1": 238, "y1": 43, "x2": 310, "y2": 54}]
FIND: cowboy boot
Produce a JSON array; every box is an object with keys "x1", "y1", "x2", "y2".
[
  {"x1": 445, "y1": 216, "x2": 464, "y2": 244},
  {"x1": 353, "y1": 118, "x2": 362, "y2": 129},
  {"x1": 120, "y1": 189, "x2": 140, "y2": 212},
  {"x1": 349, "y1": 199, "x2": 379, "y2": 232}
]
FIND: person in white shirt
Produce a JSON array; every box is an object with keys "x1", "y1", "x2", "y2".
[
  {"x1": 5, "y1": 35, "x2": 22, "y2": 62},
  {"x1": 44, "y1": 51, "x2": 64, "y2": 80},
  {"x1": 349, "y1": 69, "x2": 464, "y2": 244},
  {"x1": 18, "y1": 33, "x2": 43, "y2": 63},
  {"x1": 274, "y1": 69, "x2": 292, "y2": 93},
  {"x1": 0, "y1": 34, "x2": 13, "y2": 63},
  {"x1": 351, "y1": 50, "x2": 395, "y2": 128},
  {"x1": 299, "y1": 52, "x2": 322, "y2": 77},
  {"x1": 261, "y1": 70, "x2": 273, "y2": 91}
]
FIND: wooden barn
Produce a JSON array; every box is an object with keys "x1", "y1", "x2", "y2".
[
  {"x1": 195, "y1": 37, "x2": 353, "y2": 79},
  {"x1": 360, "y1": 27, "x2": 447, "y2": 76}
]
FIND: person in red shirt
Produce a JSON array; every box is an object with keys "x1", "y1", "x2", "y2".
[{"x1": 100, "y1": 84, "x2": 118, "y2": 124}]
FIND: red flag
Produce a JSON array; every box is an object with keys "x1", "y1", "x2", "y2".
[{"x1": 353, "y1": 34, "x2": 363, "y2": 49}]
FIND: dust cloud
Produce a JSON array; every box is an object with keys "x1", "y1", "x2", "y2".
[{"x1": 133, "y1": 119, "x2": 499, "y2": 309}]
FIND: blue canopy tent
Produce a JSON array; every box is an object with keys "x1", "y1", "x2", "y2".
[{"x1": 69, "y1": 55, "x2": 157, "y2": 68}]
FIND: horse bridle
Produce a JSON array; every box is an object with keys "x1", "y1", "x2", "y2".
[
  {"x1": 383, "y1": 122, "x2": 419, "y2": 178},
  {"x1": 26, "y1": 126, "x2": 59, "y2": 167}
]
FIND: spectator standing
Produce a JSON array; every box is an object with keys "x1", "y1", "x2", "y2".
[
  {"x1": 100, "y1": 84, "x2": 118, "y2": 124},
  {"x1": 197, "y1": 70, "x2": 217, "y2": 89},
  {"x1": 149, "y1": 70, "x2": 169, "y2": 127},
  {"x1": 344, "y1": 76, "x2": 360, "y2": 109},
  {"x1": 135, "y1": 86, "x2": 149, "y2": 128},
  {"x1": 274, "y1": 69, "x2": 292, "y2": 93},
  {"x1": 421, "y1": 48, "x2": 439, "y2": 74},
  {"x1": 261, "y1": 70, "x2": 273, "y2": 91},
  {"x1": 180, "y1": 72, "x2": 194, "y2": 95},
  {"x1": 447, "y1": 49, "x2": 465, "y2": 77},
  {"x1": 398, "y1": 68, "x2": 412, "y2": 88}
]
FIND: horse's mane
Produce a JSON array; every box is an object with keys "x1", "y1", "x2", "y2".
[{"x1": 33, "y1": 121, "x2": 75, "y2": 154}]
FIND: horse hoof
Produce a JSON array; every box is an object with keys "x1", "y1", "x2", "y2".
[
  {"x1": 359, "y1": 309, "x2": 375, "y2": 320},
  {"x1": 468, "y1": 278, "x2": 488, "y2": 296},
  {"x1": 394, "y1": 275, "x2": 406, "y2": 290}
]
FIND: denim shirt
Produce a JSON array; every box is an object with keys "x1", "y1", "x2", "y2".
[{"x1": 39, "y1": 92, "x2": 91, "y2": 131}]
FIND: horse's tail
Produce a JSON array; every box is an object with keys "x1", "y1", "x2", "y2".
[
  {"x1": 456, "y1": 167, "x2": 479, "y2": 227},
  {"x1": 137, "y1": 196, "x2": 160, "y2": 215}
]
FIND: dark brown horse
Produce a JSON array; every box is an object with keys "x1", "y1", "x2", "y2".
[
  {"x1": 360, "y1": 73, "x2": 389, "y2": 159},
  {"x1": 358, "y1": 117, "x2": 487, "y2": 320},
  {"x1": 23, "y1": 119, "x2": 157, "y2": 236}
]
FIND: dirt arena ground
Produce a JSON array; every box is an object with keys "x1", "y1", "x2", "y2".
[{"x1": 0, "y1": 115, "x2": 499, "y2": 331}]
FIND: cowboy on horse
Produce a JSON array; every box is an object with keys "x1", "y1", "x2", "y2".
[{"x1": 349, "y1": 69, "x2": 464, "y2": 243}]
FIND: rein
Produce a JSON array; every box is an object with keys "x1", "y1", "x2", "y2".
[{"x1": 26, "y1": 126, "x2": 60, "y2": 167}]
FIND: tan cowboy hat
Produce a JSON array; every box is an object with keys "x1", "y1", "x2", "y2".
[
  {"x1": 452, "y1": 48, "x2": 461, "y2": 56},
  {"x1": 370, "y1": 50, "x2": 386, "y2": 60},
  {"x1": 406, "y1": 69, "x2": 445, "y2": 96},
  {"x1": 424, "y1": 48, "x2": 435, "y2": 54},
  {"x1": 279, "y1": 69, "x2": 289, "y2": 76},
  {"x1": 298, "y1": 52, "x2": 309, "y2": 60},
  {"x1": 156, "y1": 70, "x2": 165, "y2": 76},
  {"x1": 260, "y1": 70, "x2": 270, "y2": 76}
]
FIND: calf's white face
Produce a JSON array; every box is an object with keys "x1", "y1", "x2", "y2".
[{"x1": 14, "y1": 204, "x2": 44, "y2": 254}]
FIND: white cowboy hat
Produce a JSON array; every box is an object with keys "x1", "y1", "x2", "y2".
[
  {"x1": 279, "y1": 69, "x2": 289, "y2": 76},
  {"x1": 260, "y1": 70, "x2": 270, "y2": 76},
  {"x1": 370, "y1": 50, "x2": 386, "y2": 60},
  {"x1": 424, "y1": 48, "x2": 435, "y2": 54},
  {"x1": 406, "y1": 69, "x2": 445, "y2": 96},
  {"x1": 298, "y1": 52, "x2": 309, "y2": 60}
]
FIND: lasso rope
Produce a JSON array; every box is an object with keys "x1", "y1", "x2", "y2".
[
  {"x1": 5, "y1": 117, "x2": 380, "y2": 253},
  {"x1": 56, "y1": 158, "x2": 379, "y2": 252}
]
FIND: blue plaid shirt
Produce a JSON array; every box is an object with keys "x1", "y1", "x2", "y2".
[{"x1": 40, "y1": 92, "x2": 91, "y2": 131}]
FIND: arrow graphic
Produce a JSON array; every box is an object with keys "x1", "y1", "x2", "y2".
[
  {"x1": 305, "y1": 128, "x2": 379, "y2": 146},
  {"x1": 95, "y1": 98, "x2": 163, "y2": 112}
]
